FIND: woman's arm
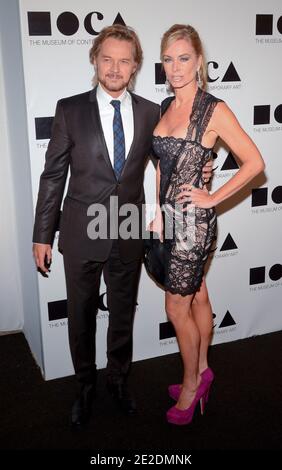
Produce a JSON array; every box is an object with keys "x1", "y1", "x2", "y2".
[
  {"x1": 177, "y1": 102, "x2": 265, "y2": 208},
  {"x1": 156, "y1": 161, "x2": 161, "y2": 210},
  {"x1": 148, "y1": 162, "x2": 163, "y2": 240}
]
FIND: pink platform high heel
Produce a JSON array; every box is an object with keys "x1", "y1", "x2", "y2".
[
  {"x1": 200, "y1": 368, "x2": 214, "y2": 412},
  {"x1": 168, "y1": 367, "x2": 214, "y2": 404},
  {"x1": 166, "y1": 380, "x2": 206, "y2": 425}
]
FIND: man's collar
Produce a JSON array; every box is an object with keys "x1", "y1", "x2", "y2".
[{"x1": 97, "y1": 83, "x2": 129, "y2": 107}]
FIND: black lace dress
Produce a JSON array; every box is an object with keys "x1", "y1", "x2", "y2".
[{"x1": 152, "y1": 88, "x2": 222, "y2": 296}]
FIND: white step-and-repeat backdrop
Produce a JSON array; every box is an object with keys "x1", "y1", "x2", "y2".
[{"x1": 19, "y1": 0, "x2": 282, "y2": 379}]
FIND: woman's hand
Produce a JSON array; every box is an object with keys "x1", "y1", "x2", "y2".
[
  {"x1": 202, "y1": 158, "x2": 213, "y2": 183},
  {"x1": 176, "y1": 184, "x2": 216, "y2": 209},
  {"x1": 147, "y1": 213, "x2": 163, "y2": 242}
]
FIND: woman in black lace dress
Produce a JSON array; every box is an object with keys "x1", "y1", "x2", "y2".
[{"x1": 150, "y1": 24, "x2": 264, "y2": 425}]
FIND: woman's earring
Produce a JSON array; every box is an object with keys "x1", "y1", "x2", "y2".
[{"x1": 196, "y1": 70, "x2": 202, "y2": 87}]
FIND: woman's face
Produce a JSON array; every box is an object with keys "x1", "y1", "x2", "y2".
[{"x1": 162, "y1": 38, "x2": 201, "y2": 90}]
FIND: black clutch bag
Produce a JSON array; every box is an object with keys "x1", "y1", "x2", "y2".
[
  {"x1": 143, "y1": 231, "x2": 168, "y2": 288},
  {"x1": 144, "y1": 96, "x2": 187, "y2": 288}
]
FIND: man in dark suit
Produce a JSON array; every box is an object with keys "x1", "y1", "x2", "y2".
[
  {"x1": 33, "y1": 24, "x2": 212, "y2": 427},
  {"x1": 33, "y1": 24, "x2": 160, "y2": 427}
]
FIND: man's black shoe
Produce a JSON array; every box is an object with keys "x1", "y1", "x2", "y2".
[
  {"x1": 70, "y1": 383, "x2": 95, "y2": 427},
  {"x1": 106, "y1": 381, "x2": 137, "y2": 415}
]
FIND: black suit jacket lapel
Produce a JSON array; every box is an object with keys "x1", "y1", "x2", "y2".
[
  {"x1": 120, "y1": 93, "x2": 143, "y2": 177},
  {"x1": 89, "y1": 87, "x2": 116, "y2": 178}
]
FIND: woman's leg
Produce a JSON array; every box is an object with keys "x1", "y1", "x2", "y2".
[
  {"x1": 191, "y1": 278, "x2": 213, "y2": 373},
  {"x1": 165, "y1": 291, "x2": 201, "y2": 410}
]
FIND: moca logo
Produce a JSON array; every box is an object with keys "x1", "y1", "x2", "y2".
[
  {"x1": 219, "y1": 233, "x2": 238, "y2": 251},
  {"x1": 155, "y1": 63, "x2": 166, "y2": 85},
  {"x1": 213, "y1": 151, "x2": 239, "y2": 171},
  {"x1": 213, "y1": 311, "x2": 236, "y2": 330},
  {"x1": 27, "y1": 11, "x2": 125, "y2": 36},
  {"x1": 253, "y1": 104, "x2": 282, "y2": 125},
  {"x1": 155, "y1": 61, "x2": 241, "y2": 86},
  {"x1": 213, "y1": 233, "x2": 238, "y2": 259},
  {"x1": 250, "y1": 264, "x2": 282, "y2": 285},
  {"x1": 48, "y1": 299, "x2": 67, "y2": 321},
  {"x1": 256, "y1": 14, "x2": 282, "y2": 35},
  {"x1": 207, "y1": 61, "x2": 240, "y2": 83},
  {"x1": 98, "y1": 291, "x2": 137, "y2": 313},
  {"x1": 251, "y1": 187, "x2": 282, "y2": 207},
  {"x1": 98, "y1": 292, "x2": 108, "y2": 312}
]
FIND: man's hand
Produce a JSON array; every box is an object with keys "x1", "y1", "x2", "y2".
[
  {"x1": 202, "y1": 158, "x2": 213, "y2": 183},
  {"x1": 33, "y1": 243, "x2": 52, "y2": 275}
]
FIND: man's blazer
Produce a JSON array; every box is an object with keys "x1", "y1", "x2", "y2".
[{"x1": 33, "y1": 87, "x2": 160, "y2": 262}]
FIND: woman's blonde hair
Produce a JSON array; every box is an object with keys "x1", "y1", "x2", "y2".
[{"x1": 160, "y1": 24, "x2": 207, "y2": 89}]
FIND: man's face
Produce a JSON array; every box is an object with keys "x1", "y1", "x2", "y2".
[{"x1": 94, "y1": 38, "x2": 137, "y2": 97}]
